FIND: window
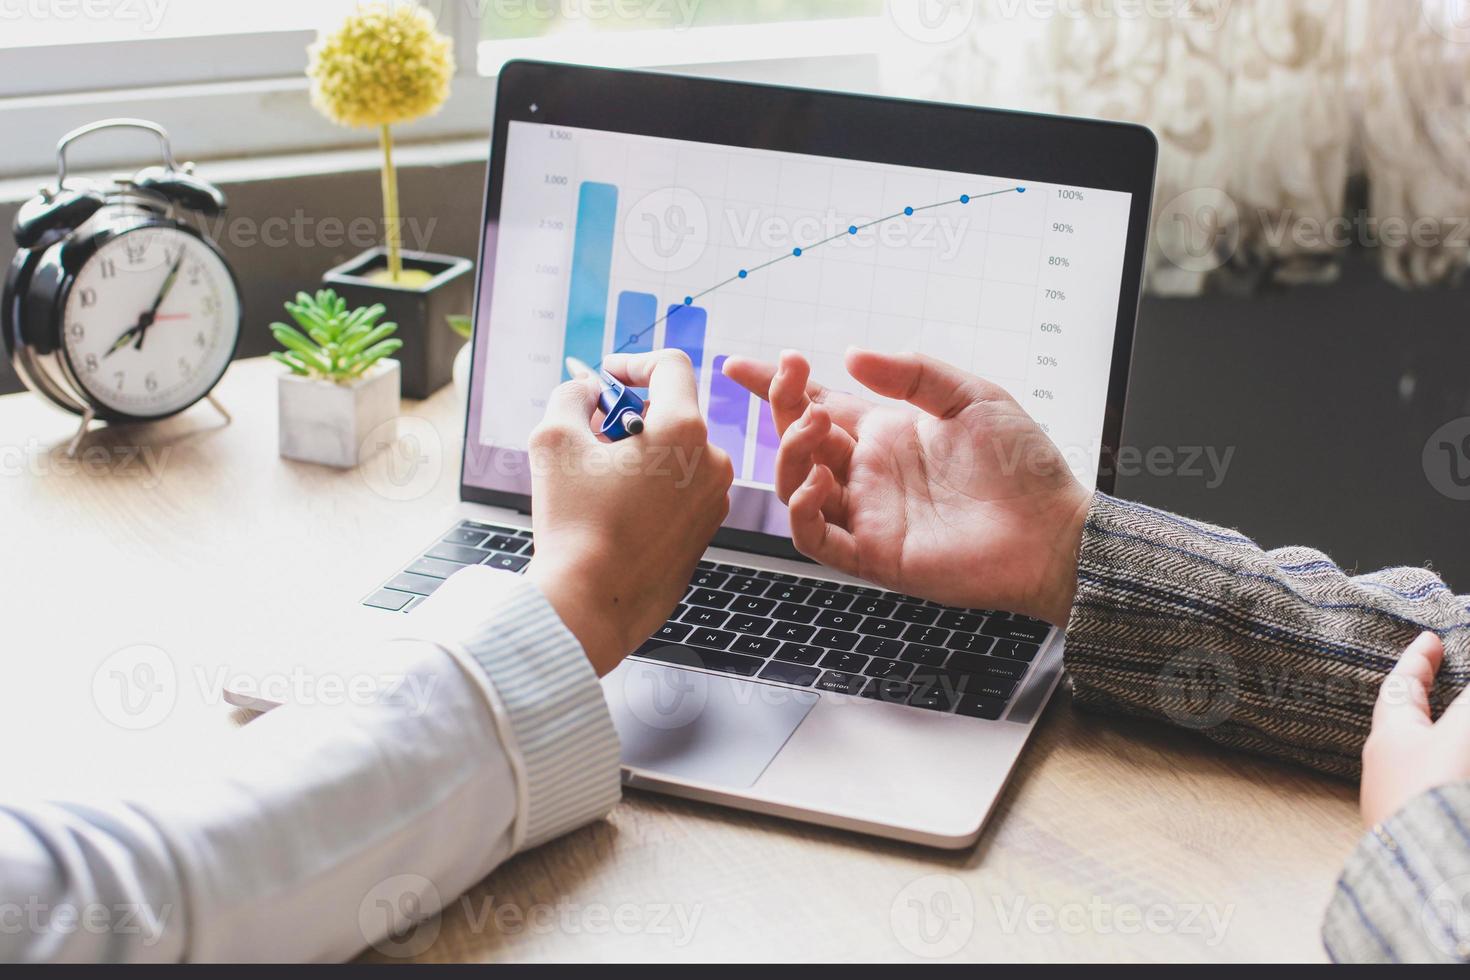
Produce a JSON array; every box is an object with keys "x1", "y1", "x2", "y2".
[{"x1": 0, "y1": 0, "x2": 885, "y2": 178}]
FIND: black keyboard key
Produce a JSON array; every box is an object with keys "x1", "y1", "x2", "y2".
[
  {"x1": 386, "y1": 572, "x2": 443, "y2": 596},
  {"x1": 946, "y1": 632, "x2": 994, "y2": 655},
  {"x1": 772, "y1": 602, "x2": 819, "y2": 624},
  {"x1": 459, "y1": 520, "x2": 499, "y2": 532},
  {"x1": 511, "y1": 528, "x2": 533, "y2": 537},
  {"x1": 893, "y1": 603, "x2": 939, "y2": 625},
  {"x1": 484, "y1": 534, "x2": 526, "y2": 554},
  {"x1": 820, "y1": 650, "x2": 868, "y2": 673},
  {"x1": 947, "y1": 652, "x2": 1027, "y2": 682},
  {"x1": 815, "y1": 670, "x2": 866, "y2": 695},
  {"x1": 686, "y1": 628, "x2": 736, "y2": 650},
  {"x1": 910, "y1": 669, "x2": 972, "y2": 702},
  {"x1": 769, "y1": 622, "x2": 816, "y2": 643},
  {"x1": 982, "y1": 618, "x2": 1051, "y2": 643},
  {"x1": 426, "y1": 543, "x2": 490, "y2": 564},
  {"x1": 936, "y1": 610, "x2": 982, "y2": 632},
  {"x1": 856, "y1": 617, "x2": 905, "y2": 639},
  {"x1": 766, "y1": 584, "x2": 812, "y2": 603},
  {"x1": 727, "y1": 614, "x2": 773, "y2": 635},
  {"x1": 901, "y1": 644, "x2": 948, "y2": 667},
  {"x1": 653, "y1": 621, "x2": 693, "y2": 643},
  {"x1": 805, "y1": 589, "x2": 852, "y2": 610},
  {"x1": 407, "y1": 557, "x2": 464, "y2": 579},
  {"x1": 681, "y1": 607, "x2": 730, "y2": 628},
  {"x1": 759, "y1": 660, "x2": 821, "y2": 687},
  {"x1": 731, "y1": 635, "x2": 781, "y2": 658},
  {"x1": 855, "y1": 635, "x2": 904, "y2": 658},
  {"x1": 696, "y1": 560, "x2": 717, "y2": 570},
  {"x1": 956, "y1": 695, "x2": 1008, "y2": 720},
  {"x1": 635, "y1": 640, "x2": 762, "y2": 676},
  {"x1": 691, "y1": 569, "x2": 728, "y2": 589},
  {"x1": 864, "y1": 657, "x2": 913, "y2": 680},
  {"x1": 687, "y1": 589, "x2": 733, "y2": 608},
  {"x1": 775, "y1": 643, "x2": 824, "y2": 665},
  {"x1": 973, "y1": 678, "x2": 1016, "y2": 700},
  {"x1": 365, "y1": 588, "x2": 413, "y2": 611},
  {"x1": 851, "y1": 598, "x2": 897, "y2": 618},
  {"x1": 907, "y1": 686, "x2": 958, "y2": 712},
  {"x1": 483, "y1": 552, "x2": 529, "y2": 572},
  {"x1": 839, "y1": 584, "x2": 880, "y2": 597},
  {"x1": 812, "y1": 629, "x2": 859, "y2": 651},
  {"x1": 903, "y1": 624, "x2": 950, "y2": 646},
  {"x1": 443, "y1": 528, "x2": 488, "y2": 547},
  {"x1": 815, "y1": 610, "x2": 862, "y2": 631},
  {"x1": 861, "y1": 678, "x2": 914, "y2": 704},
  {"x1": 724, "y1": 575, "x2": 767, "y2": 595},
  {"x1": 991, "y1": 640, "x2": 1041, "y2": 662},
  {"x1": 731, "y1": 596, "x2": 776, "y2": 616}
]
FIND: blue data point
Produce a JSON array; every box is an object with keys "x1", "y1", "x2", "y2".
[
  {"x1": 960, "y1": 194, "x2": 970, "y2": 204},
  {"x1": 1016, "y1": 186, "x2": 1026, "y2": 193},
  {"x1": 738, "y1": 269, "x2": 748, "y2": 279},
  {"x1": 904, "y1": 206, "x2": 914, "y2": 216},
  {"x1": 684, "y1": 295, "x2": 693, "y2": 306},
  {"x1": 792, "y1": 247, "x2": 802, "y2": 257},
  {"x1": 848, "y1": 225, "x2": 858, "y2": 234}
]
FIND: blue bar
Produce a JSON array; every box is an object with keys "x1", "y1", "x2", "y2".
[
  {"x1": 562, "y1": 181, "x2": 619, "y2": 380},
  {"x1": 664, "y1": 304, "x2": 707, "y2": 376},
  {"x1": 612, "y1": 291, "x2": 658, "y2": 356},
  {"x1": 708, "y1": 355, "x2": 750, "y2": 472}
]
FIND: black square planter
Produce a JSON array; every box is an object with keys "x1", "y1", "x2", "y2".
[{"x1": 323, "y1": 248, "x2": 474, "y2": 400}]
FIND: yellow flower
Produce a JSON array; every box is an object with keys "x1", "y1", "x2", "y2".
[{"x1": 307, "y1": 3, "x2": 454, "y2": 129}]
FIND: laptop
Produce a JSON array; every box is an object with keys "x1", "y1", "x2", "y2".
[{"x1": 232, "y1": 62, "x2": 1155, "y2": 849}]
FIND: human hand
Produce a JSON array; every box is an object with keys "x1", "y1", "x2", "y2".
[
  {"x1": 524, "y1": 349, "x2": 734, "y2": 675},
  {"x1": 722, "y1": 349, "x2": 1091, "y2": 625},
  {"x1": 1362, "y1": 631, "x2": 1469, "y2": 828}
]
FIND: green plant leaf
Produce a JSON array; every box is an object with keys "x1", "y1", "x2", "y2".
[
  {"x1": 447, "y1": 314, "x2": 472, "y2": 339},
  {"x1": 343, "y1": 322, "x2": 398, "y2": 356},
  {"x1": 351, "y1": 338, "x2": 404, "y2": 375},
  {"x1": 270, "y1": 351, "x2": 310, "y2": 375}
]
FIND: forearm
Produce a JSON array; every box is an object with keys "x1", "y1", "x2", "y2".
[
  {"x1": 1324, "y1": 781, "x2": 1470, "y2": 962},
  {"x1": 0, "y1": 569, "x2": 620, "y2": 962},
  {"x1": 1063, "y1": 493, "x2": 1470, "y2": 778}
]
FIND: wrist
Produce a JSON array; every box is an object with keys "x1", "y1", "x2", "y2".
[
  {"x1": 1032, "y1": 486, "x2": 1092, "y2": 627},
  {"x1": 525, "y1": 556, "x2": 627, "y2": 676}
]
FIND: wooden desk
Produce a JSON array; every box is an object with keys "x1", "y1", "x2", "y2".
[{"x1": 1, "y1": 357, "x2": 1362, "y2": 963}]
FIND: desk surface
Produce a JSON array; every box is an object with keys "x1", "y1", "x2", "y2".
[{"x1": 2, "y1": 357, "x2": 1362, "y2": 963}]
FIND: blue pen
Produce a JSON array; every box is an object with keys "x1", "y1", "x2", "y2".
[{"x1": 565, "y1": 356, "x2": 646, "y2": 441}]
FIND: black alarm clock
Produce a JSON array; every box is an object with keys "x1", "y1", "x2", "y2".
[{"x1": 3, "y1": 118, "x2": 241, "y2": 448}]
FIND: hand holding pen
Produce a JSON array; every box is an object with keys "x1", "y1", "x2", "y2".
[{"x1": 565, "y1": 355, "x2": 646, "y2": 441}]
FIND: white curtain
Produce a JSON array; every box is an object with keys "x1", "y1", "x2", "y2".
[{"x1": 890, "y1": 0, "x2": 1470, "y2": 294}]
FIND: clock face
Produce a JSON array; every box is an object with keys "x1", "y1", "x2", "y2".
[{"x1": 60, "y1": 224, "x2": 240, "y2": 418}]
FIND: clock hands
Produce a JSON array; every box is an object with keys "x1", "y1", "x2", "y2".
[{"x1": 104, "y1": 250, "x2": 186, "y2": 358}]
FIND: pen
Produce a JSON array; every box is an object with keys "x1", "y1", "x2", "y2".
[{"x1": 565, "y1": 356, "x2": 646, "y2": 441}]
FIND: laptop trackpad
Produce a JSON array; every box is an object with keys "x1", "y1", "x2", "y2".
[{"x1": 605, "y1": 660, "x2": 818, "y2": 789}]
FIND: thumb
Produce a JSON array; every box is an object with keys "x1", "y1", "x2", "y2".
[
  {"x1": 1373, "y1": 631, "x2": 1444, "y2": 731},
  {"x1": 540, "y1": 373, "x2": 602, "y2": 438},
  {"x1": 845, "y1": 348, "x2": 998, "y2": 420}
]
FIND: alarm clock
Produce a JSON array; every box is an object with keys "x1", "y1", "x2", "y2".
[{"x1": 3, "y1": 118, "x2": 241, "y2": 448}]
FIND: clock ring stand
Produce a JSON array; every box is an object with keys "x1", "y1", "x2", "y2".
[{"x1": 3, "y1": 118, "x2": 241, "y2": 457}]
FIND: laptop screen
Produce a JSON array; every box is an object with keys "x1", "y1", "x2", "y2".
[{"x1": 464, "y1": 81, "x2": 1143, "y2": 547}]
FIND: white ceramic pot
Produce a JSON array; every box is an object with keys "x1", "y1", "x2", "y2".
[
  {"x1": 451, "y1": 341, "x2": 471, "y2": 405},
  {"x1": 277, "y1": 359, "x2": 401, "y2": 468}
]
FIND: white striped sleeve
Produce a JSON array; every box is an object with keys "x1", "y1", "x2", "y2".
[{"x1": 402, "y1": 566, "x2": 622, "y2": 853}]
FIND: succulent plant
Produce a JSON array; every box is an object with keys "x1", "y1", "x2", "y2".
[{"x1": 270, "y1": 288, "x2": 401, "y2": 383}]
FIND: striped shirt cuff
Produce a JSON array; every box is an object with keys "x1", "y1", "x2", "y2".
[
  {"x1": 404, "y1": 566, "x2": 622, "y2": 853},
  {"x1": 1324, "y1": 782, "x2": 1470, "y2": 963}
]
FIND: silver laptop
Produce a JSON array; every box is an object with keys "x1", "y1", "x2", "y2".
[{"x1": 234, "y1": 62, "x2": 1155, "y2": 849}]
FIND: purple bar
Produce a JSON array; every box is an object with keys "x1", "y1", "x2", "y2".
[
  {"x1": 752, "y1": 400, "x2": 780, "y2": 485},
  {"x1": 708, "y1": 355, "x2": 750, "y2": 472}
]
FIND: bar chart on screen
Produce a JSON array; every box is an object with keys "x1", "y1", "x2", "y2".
[{"x1": 481, "y1": 121, "x2": 1134, "y2": 490}]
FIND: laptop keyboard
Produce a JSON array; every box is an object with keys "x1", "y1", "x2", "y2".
[{"x1": 364, "y1": 520, "x2": 1052, "y2": 721}]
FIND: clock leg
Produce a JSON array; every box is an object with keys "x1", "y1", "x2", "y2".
[
  {"x1": 206, "y1": 394, "x2": 232, "y2": 425},
  {"x1": 65, "y1": 408, "x2": 96, "y2": 459}
]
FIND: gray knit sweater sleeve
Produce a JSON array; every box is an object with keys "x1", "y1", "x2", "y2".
[
  {"x1": 1062, "y1": 493, "x2": 1470, "y2": 963},
  {"x1": 1063, "y1": 492, "x2": 1469, "y2": 778}
]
